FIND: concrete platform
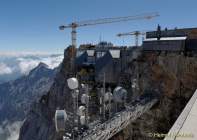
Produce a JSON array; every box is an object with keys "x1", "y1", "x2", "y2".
[{"x1": 164, "y1": 90, "x2": 197, "y2": 140}]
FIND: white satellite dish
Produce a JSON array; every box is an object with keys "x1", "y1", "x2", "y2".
[
  {"x1": 67, "y1": 78, "x2": 79, "y2": 90},
  {"x1": 113, "y1": 86, "x2": 127, "y2": 103},
  {"x1": 78, "y1": 106, "x2": 86, "y2": 116},
  {"x1": 81, "y1": 94, "x2": 89, "y2": 104},
  {"x1": 104, "y1": 92, "x2": 113, "y2": 102},
  {"x1": 81, "y1": 84, "x2": 85, "y2": 89},
  {"x1": 55, "y1": 110, "x2": 68, "y2": 132}
]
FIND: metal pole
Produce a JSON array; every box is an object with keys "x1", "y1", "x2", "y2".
[
  {"x1": 72, "y1": 130, "x2": 74, "y2": 140},
  {"x1": 72, "y1": 89, "x2": 78, "y2": 140},
  {"x1": 103, "y1": 73, "x2": 106, "y2": 121},
  {"x1": 108, "y1": 88, "x2": 112, "y2": 119},
  {"x1": 71, "y1": 27, "x2": 77, "y2": 73},
  {"x1": 76, "y1": 90, "x2": 79, "y2": 130},
  {"x1": 115, "y1": 102, "x2": 118, "y2": 113},
  {"x1": 124, "y1": 93, "x2": 127, "y2": 108},
  {"x1": 71, "y1": 27, "x2": 77, "y2": 48},
  {"x1": 99, "y1": 96, "x2": 102, "y2": 121},
  {"x1": 86, "y1": 97, "x2": 89, "y2": 125},
  {"x1": 73, "y1": 93, "x2": 75, "y2": 140},
  {"x1": 86, "y1": 85, "x2": 89, "y2": 125},
  {"x1": 109, "y1": 96, "x2": 111, "y2": 119},
  {"x1": 136, "y1": 34, "x2": 139, "y2": 46},
  {"x1": 73, "y1": 90, "x2": 76, "y2": 125}
]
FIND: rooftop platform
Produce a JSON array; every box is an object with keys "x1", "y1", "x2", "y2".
[{"x1": 164, "y1": 90, "x2": 197, "y2": 140}]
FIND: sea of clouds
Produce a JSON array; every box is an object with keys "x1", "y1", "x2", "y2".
[
  {"x1": 0, "y1": 120, "x2": 23, "y2": 140},
  {"x1": 0, "y1": 51, "x2": 64, "y2": 140},
  {"x1": 0, "y1": 51, "x2": 63, "y2": 83}
]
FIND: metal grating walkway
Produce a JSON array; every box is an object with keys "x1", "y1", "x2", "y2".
[{"x1": 78, "y1": 98, "x2": 158, "y2": 140}]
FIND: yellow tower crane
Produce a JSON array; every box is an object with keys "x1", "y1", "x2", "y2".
[
  {"x1": 117, "y1": 31, "x2": 146, "y2": 47},
  {"x1": 59, "y1": 12, "x2": 159, "y2": 48},
  {"x1": 59, "y1": 12, "x2": 159, "y2": 72}
]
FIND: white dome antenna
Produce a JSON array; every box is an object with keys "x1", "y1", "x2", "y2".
[
  {"x1": 55, "y1": 110, "x2": 68, "y2": 132},
  {"x1": 67, "y1": 77, "x2": 79, "y2": 90}
]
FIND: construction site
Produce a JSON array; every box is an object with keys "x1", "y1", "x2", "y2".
[
  {"x1": 1, "y1": 1, "x2": 197, "y2": 140},
  {"x1": 41, "y1": 11, "x2": 197, "y2": 140}
]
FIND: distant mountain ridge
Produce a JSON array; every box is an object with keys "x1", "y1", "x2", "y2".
[
  {"x1": 0, "y1": 54, "x2": 63, "y2": 84},
  {"x1": 0, "y1": 62, "x2": 58, "y2": 124}
]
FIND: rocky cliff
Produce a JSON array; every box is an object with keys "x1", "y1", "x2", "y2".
[
  {"x1": 0, "y1": 62, "x2": 57, "y2": 124},
  {"x1": 19, "y1": 47, "x2": 76, "y2": 140},
  {"x1": 19, "y1": 48, "x2": 197, "y2": 140},
  {"x1": 111, "y1": 52, "x2": 197, "y2": 140},
  {"x1": 0, "y1": 62, "x2": 58, "y2": 140}
]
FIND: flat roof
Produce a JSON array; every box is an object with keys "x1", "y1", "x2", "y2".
[
  {"x1": 144, "y1": 37, "x2": 187, "y2": 42},
  {"x1": 146, "y1": 27, "x2": 197, "y2": 39}
]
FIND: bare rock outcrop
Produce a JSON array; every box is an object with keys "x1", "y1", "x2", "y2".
[
  {"x1": 19, "y1": 46, "x2": 76, "y2": 140},
  {"x1": 111, "y1": 53, "x2": 197, "y2": 140}
]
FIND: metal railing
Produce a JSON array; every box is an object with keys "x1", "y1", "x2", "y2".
[{"x1": 79, "y1": 98, "x2": 158, "y2": 140}]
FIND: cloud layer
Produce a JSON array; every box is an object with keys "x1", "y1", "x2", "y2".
[
  {"x1": 0, "y1": 63, "x2": 13, "y2": 75},
  {"x1": 0, "y1": 121, "x2": 23, "y2": 140},
  {"x1": 16, "y1": 55, "x2": 63, "y2": 74},
  {"x1": 0, "y1": 52, "x2": 63, "y2": 82}
]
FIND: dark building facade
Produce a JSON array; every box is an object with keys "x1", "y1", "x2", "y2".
[
  {"x1": 143, "y1": 39, "x2": 186, "y2": 52},
  {"x1": 143, "y1": 27, "x2": 197, "y2": 53},
  {"x1": 75, "y1": 43, "x2": 139, "y2": 84},
  {"x1": 146, "y1": 27, "x2": 197, "y2": 39},
  {"x1": 95, "y1": 50, "x2": 121, "y2": 84}
]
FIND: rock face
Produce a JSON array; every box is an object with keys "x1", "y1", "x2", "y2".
[
  {"x1": 0, "y1": 62, "x2": 57, "y2": 124},
  {"x1": 19, "y1": 47, "x2": 76, "y2": 140},
  {"x1": 111, "y1": 53, "x2": 197, "y2": 140},
  {"x1": 19, "y1": 48, "x2": 197, "y2": 140}
]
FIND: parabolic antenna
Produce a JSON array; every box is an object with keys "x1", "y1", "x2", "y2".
[
  {"x1": 55, "y1": 110, "x2": 68, "y2": 132},
  {"x1": 81, "y1": 94, "x2": 89, "y2": 104},
  {"x1": 104, "y1": 92, "x2": 113, "y2": 102},
  {"x1": 78, "y1": 106, "x2": 86, "y2": 116},
  {"x1": 113, "y1": 86, "x2": 127, "y2": 103},
  {"x1": 67, "y1": 77, "x2": 79, "y2": 90},
  {"x1": 81, "y1": 84, "x2": 85, "y2": 89}
]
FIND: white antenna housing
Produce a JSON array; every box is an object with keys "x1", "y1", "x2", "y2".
[
  {"x1": 81, "y1": 94, "x2": 89, "y2": 104},
  {"x1": 78, "y1": 106, "x2": 86, "y2": 116},
  {"x1": 104, "y1": 92, "x2": 113, "y2": 102},
  {"x1": 113, "y1": 86, "x2": 127, "y2": 103},
  {"x1": 67, "y1": 78, "x2": 79, "y2": 90},
  {"x1": 55, "y1": 110, "x2": 68, "y2": 132}
]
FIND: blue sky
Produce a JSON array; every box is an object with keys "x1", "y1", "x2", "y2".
[{"x1": 0, "y1": 0, "x2": 196, "y2": 53}]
